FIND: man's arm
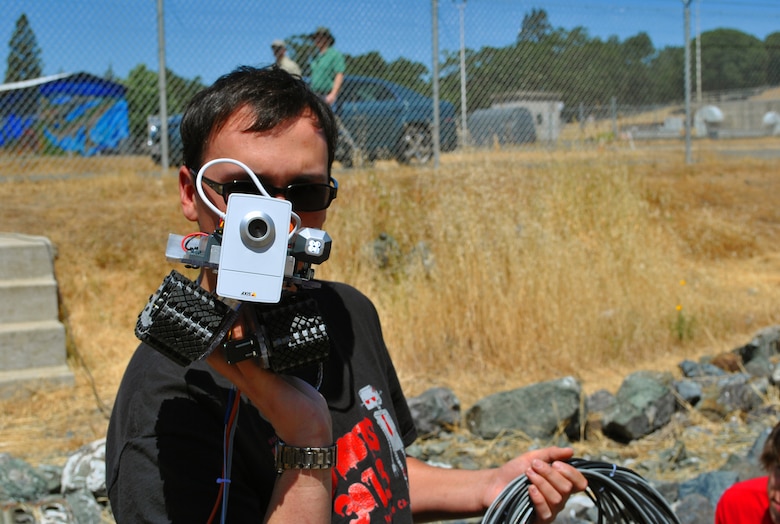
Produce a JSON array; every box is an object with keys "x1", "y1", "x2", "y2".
[
  {"x1": 207, "y1": 316, "x2": 334, "y2": 523},
  {"x1": 326, "y1": 72, "x2": 344, "y2": 106},
  {"x1": 265, "y1": 469, "x2": 332, "y2": 523},
  {"x1": 407, "y1": 447, "x2": 587, "y2": 523}
]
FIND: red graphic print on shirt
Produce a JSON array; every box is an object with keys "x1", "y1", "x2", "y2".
[{"x1": 332, "y1": 384, "x2": 410, "y2": 523}]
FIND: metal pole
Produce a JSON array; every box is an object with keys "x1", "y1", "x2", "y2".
[
  {"x1": 683, "y1": 0, "x2": 693, "y2": 165},
  {"x1": 157, "y1": 0, "x2": 170, "y2": 173},
  {"x1": 695, "y1": 0, "x2": 702, "y2": 105},
  {"x1": 611, "y1": 96, "x2": 617, "y2": 138},
  {"x1": 457, "y1": 0, "x2": 468, "y2": 147},
  {"x1": 431, "y1": 0, "x2": 441, "y2": 167}
]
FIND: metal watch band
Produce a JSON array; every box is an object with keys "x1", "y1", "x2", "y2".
[{"x1": 275, "y1": 440, "x2": 337, "y2": 474}]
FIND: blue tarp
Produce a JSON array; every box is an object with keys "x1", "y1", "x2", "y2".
[{"x1": 0, "y1": 72, "x2": 129, "y2": 155}]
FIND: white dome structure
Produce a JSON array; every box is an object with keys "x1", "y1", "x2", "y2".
[
  {"x1": 694, "y1": 105, "x2": 724, "y2": 138},
  {"x1": 762, "y1": 111, "x2": 780, "y2": 136}
]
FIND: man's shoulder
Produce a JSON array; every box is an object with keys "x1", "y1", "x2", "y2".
[
  {"x1": 324, "y1": 46, "x2": 344, "y2": 60},
  {"x1": 314, "y1": 280, "x2": 370, "y2": 302},
  {"x1": 727, "y1": 475, "x2": 770, "y2": 493},
  {"x1": 716, "y1": 475, "x2": 770, "y2": 523},
  {"x1": 305, "y1": 280, "x2": 376, "y2": 317}
]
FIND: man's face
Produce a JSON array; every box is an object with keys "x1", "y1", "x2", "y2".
[
  {"x1": 768, "y1": 466, "x2": 780, "y2": 523},
  {"x1": 178, "y1": 106, "x2": 330, "y2": 289},
  {"x1": 313, "y1": 34, "x2": 328, "y2": 50}
]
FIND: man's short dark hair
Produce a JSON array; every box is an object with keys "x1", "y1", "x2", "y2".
[
  {"x1": 760, "y1": 421, "x2": 780, "y2": 471},
  {"x1": 180, "y1": 66, "x2": 337, "y2": 172}
]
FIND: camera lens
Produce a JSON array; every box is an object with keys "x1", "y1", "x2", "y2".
[
  {"x1": 247, "y1": 217, "x2": 269, "y2": 239},
  {"x1": 240, "y1": 211, "x2": 275, "y2": 249}
]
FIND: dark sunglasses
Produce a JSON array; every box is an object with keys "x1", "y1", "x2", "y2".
[{"x1": 191, "y1": 169, "x2": 338, "y2": 212}]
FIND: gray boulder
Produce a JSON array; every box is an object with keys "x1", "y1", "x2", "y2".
[
  {"x1": 601, "y1": 370, "x2": 676, "y2": 443},
  {"x1": 678, "y1": 470, "x2": 739, "y2": 507},
  {"x1": 465, "y1": 376, "x2": 583, "y2": 440},
  {"x1": 697, "y1": 373, "x2": 765, "y2": 418},
  {"x1": 0, "y1": 453, "x2": 49, "y2": 501},
  {"x1": 674, "y1": 493, "x2": 715, "y2": 524},
  {"x1": 407, "y1": 387, "x2": 461, "y2": 436}
]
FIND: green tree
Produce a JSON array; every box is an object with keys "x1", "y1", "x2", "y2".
[
  {"x1": 518, "y1": 8, "x2": 552, "y2": 43},
  {"x1": 124, "y1": 64, "x2": 205, "y2": 151},
  {"x1": 647, "y1": 46, "x2": 684, "y2": 102},
  {"x1": 699, "y1": 29, "x2": 767, "y2": 91},
  {"x1": 387, "y1": 58, "x2": 430, "y2": 94},
  {"x1": 623, "y1": 32, "x2": 654, "y2": 65},
  {"x1": 5, "y1": 14, "x2": 43, "y2": 82},
  {"x1": 346, "y1": 51, "x2": 388, "y2": 78},
  {"x1": 287, "y1": 33, "x2": 319, "y2": 77},
  {"x1": 344, "y1": 52, "x2": 430, "y2": 94},
  {"x1": 766, "y1": 32, "x2": 780, "y2": 86},
  {"x1": 618, "y1": 32, "x2": 656, "y2": 104}
]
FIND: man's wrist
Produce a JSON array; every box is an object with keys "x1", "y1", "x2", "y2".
[{"x1": 275, "y1": 439, "x2": 337, "y2": 474}]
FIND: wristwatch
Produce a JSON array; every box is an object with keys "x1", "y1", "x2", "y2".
[{"x1": 275, "y1": 439, "x2": 337, "y2": 474}]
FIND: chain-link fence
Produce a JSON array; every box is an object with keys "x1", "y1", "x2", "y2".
[{"x1": 2, "y1": 1, "x2": 779, "y2": 176}]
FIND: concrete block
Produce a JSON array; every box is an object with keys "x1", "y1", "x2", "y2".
[
  {"x1": 0, "y1": 365, "x2": 75, "y2": 399},
  {"x1": 0, "y1": 320, "x2": 68, "y2": 370},
  {"x1": 0, "y1": 278, "x2": 60, "y2": 323},
  {"x1": 0, "y1": 234, "x2": 57, "y2": 280},
  {"x1": 0, "y1": 233, "x2": 73, "y2": 396}
]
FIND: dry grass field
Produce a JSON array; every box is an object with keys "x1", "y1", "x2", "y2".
[{"x1": 0, "y1": 138, "x2": 778, "y2": 469}]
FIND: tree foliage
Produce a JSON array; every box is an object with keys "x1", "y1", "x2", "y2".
[
  {"x1": 5, "y1": 14, "x2": 43, "y2": 83},
  {"x1": 124, "y1": 64, "x2": 205, "y2": 148},
  {"x1": 285, "y1": 33, "x2": 432, "y2": 96},
  {"x1": 518, "y1": 8, "x2": 552, "y2": 43},
  {"x1": 114, "y1": 8, "x2": 778, "y2": 144},
  {"x1": 764, "y1": 32, "x2": 780, "y2": 86},
  {"x1": 698, "y1": 29, "x2": 767, "y2": 91},
  {"x1": 647, "y1": 46, "x2": 684, "y2": 103},
  {"x1": 269, "y1": 10, "x2": 776, "y2": 123},
  {"x1": 440, "y1": 17, "x2": 774, "y2": 116}
]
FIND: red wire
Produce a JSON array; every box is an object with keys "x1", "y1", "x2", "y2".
[{"x1": 181, "y1": 231, "x2": 208, "y2": 252}]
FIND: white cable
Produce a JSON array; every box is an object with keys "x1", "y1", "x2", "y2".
[{"x1": 194, "y1": 157, "x2": 300, "y2": 240}]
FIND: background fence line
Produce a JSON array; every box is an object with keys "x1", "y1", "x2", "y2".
[{"x1": 1, "y1": 1, "x2": 779, "y2": 176}]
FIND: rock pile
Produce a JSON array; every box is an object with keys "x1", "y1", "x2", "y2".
[
  {"x1": 2, "y1": 325, "x2": 778, "y2": 523},
  {"x1": 408, "y1": 325, "x2": 780, "y2": 523}
]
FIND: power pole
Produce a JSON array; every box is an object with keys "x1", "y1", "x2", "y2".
[
  {"x1": 457, "y1": 0, "x2": 469, "y2": 147},
  {"x1": 695, "y1": 0, "x2": 702, "y2": 105},
  {"x1": 431, "y1": 0, "x2": 441, "y2": 167},
  {"x1": 157, "y1": 0, "x2": 170, "y2": 174},
  {"x1": 683, "y1": 0, "x2": 693, "y2": 165}
]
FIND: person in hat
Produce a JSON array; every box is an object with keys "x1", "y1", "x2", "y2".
[
  {"x1": 270, "y1": 39, "x2": 301, "y2": 77},
  {"x1": 309, "y1": 26, "x2": 345, "y2": 106}
]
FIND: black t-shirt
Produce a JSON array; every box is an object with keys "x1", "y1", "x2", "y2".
[{"x1": 106, "y1": 281, "x2": 417, "y2": 523}]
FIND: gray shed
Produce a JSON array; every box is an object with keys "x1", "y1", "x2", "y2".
[{"x1": 468, "y1": 107, "x2": 537, "y2": 147}]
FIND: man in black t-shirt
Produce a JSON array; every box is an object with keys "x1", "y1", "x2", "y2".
[{"x1": 106, "y1": 66, "x2": 586, "y2": 523}]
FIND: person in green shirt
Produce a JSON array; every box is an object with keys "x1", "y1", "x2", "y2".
[{"x1": 309, "y1": 26, "x2": 345, "y2": 106}]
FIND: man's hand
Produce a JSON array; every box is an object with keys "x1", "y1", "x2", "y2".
[
  {"x1": 206, "y1": 309, "x2": 332, "y2": 446},
  {"x1": 408, "y1": 446, "x2": 587, "y2": 522},
  {"x1": 483, "y1": 447, "x2": 588, "y2": 523}
]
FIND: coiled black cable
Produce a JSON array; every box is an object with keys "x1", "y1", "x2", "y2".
[{"x1": 482, "y1": 458, "x2": 680, "y2": 524}]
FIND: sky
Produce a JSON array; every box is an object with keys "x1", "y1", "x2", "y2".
[{"x1": 4, "y1": 0, "x2": 780, "y2": 85}]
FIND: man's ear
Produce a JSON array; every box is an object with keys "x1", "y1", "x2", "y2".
[{"x1": 179, "y1": 166, "x2": 199, "y2": 222}]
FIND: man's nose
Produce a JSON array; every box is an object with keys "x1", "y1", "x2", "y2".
[{"x1": 264, "y1": 186, "x2": 287, "y2": 201}]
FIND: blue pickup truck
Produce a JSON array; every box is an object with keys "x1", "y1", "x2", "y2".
[
  {"x1": 148, "y1": 75, "x2": 457, "y2": 167},
  {"x1": 334, "y1": 75, "x2": 458, "y2": 166}
]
